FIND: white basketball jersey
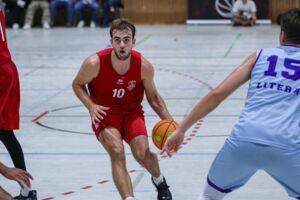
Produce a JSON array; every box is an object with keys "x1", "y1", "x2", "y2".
[{"x1": 230, "y1": 45, "x2": 300, "y2": 150}]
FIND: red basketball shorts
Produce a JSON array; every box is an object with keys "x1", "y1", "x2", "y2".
[
  {"x1": 0, "y1": 60, "x2": 20, "y2": 130},
  {"x1": 93, "y1": 112, "x2": 147, "y2": 143}
]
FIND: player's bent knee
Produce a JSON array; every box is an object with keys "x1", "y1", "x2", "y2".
[
  {"x1": 133, "y1": 148, "x2": 150, "y2": 163},
  {"x1": 111, "y1": 148, "x2": 125, "y2": 159}
]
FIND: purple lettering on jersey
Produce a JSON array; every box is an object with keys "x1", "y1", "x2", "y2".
[
  {"x1": 256, "y1": 82, "x2": 267, "y2": 88},
  {"x1": 256, "y1": 82, "x2": 299, "y2": 96},
  {"x1": 264, "y1": 55, "x2": 300, "y2": 81},
  {"x1": 264, "y1": 55, "x2": 278, "y2": 77},
  {"x1": 269, "y1": 82, "x2": 276, "y2": 89},
  {"x1": 282, "y1": 58, "x2": 300, "y2": 81},
  {"x1": 284, "y1": 85, "x2": 292, "y2": 93},
  {"x1": 277, "y1": 84, "x2": 283, "y2": 91},
  {"x1": 294, "y1": 88, "x2": 300, "y2": 95}
]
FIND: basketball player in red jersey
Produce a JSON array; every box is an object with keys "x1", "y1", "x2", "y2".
[
  {"x1": 0, "y1": 8, "x2": 37, "y2": 200},
  {"x1": 73, "y1": 18, "x2": 173, "y2": 200}
]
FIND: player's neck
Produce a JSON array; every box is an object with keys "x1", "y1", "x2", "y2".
[
  {"x1": 111, "y1": 51, "x2": 131, "y2": 74},
  {"x1": 281, "y1": 41, "x2": 300, "y2": 48}
]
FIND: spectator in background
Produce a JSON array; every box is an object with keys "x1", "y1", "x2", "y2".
[
  {"x1": 101, "y1": 0, "x2": 123, "y2": 27},
  {"x1": 50, "y1": 0, "x2": 74, "y2": 27},
  {"x1": 3, "y1": 0, "x2": 30, "y2": 29},
  {"x1": 232, "y1": 0, "x2": 256, "y2": 26},
  {"x1": 22, "y1": 0, "x2": 51, "y2": 29},
  {"x1": 0, "y1": 0, "x2": 4, "y2": 10},
  {"x1": 74, "y1": 0, "x2": 99, "y2": 28}
]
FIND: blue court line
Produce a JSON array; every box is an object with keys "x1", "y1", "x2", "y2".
[{"x1": 0, "y1": 152, "x2": 217, "y2": 156}]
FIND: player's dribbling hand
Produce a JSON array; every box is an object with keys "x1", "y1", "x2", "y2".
[
  {"x1": 89, "y1": 104, "x2": 110, "y2": 125},
  {"x1": 161, "y1": 129, "x2": 185, "y2": 157}
]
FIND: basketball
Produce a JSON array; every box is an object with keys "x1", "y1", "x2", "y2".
[{"x1": 152, "y1": 119, "x2": 179, "y2": 150}]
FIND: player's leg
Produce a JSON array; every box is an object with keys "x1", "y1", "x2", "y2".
[
  {"x1": 262, "y1": 146, "x2": 300, "y2": 199},
  {"x1": 125, "y1": 114, "x2": 172, "y2": 200},
  {"x1": 198, "y1": 139, "x2": 258, "y2": 200},
  {"x1": 130, "y1": 135, "x2": 160, "y2": 176},
  {"x1": 98, "y1": 126, "x2": 134, "y2": 200},
  {"x1": 197, "y1": 182, "x2": 226, "y2": 200},
  {"x1": 130, "y1": 136, "x2": 172, "y2": 200},
  {"x1": 0, "y1": 130, "x2": 26, "y2": 170},
  {"x1": 0, "y1": 186, "x2": 13, "y2": 200}
]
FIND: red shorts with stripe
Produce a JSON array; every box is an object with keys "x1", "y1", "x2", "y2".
[
  {"x1": 92, "y1": 111, "x2": 147, "y2": 143},
  {"x1": 0, "y1": 60, "x2": 20, "y2": 130}
]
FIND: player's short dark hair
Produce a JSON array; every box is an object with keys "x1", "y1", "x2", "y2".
[
  {"x1": 110, "y1": 18, "x2": 136, "y2": 38},
  {"x1": 281, "y1": 8, "x2": 300, "y2": 44}
]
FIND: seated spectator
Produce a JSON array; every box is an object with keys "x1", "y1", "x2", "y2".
[
  {"x1": 0, "y1": 0, "x2": 5, "y2": 10},
  {"x1": 3, "y1": 0, "x2": 30, "y2": 29},
  {"x1": 23, "y1": 0, "x2": 51, "y2": 29},
  {"x1": 74, "y1": 0, "x2": 99, "y2": 28},
  {"x1": 232, "y1": 0, "x2": 256, "y2": 26},
  {"x1": 0, "y1": 161, "x2": 33, "y2": 199},
  {"x1": 50, "y1": 0, "x2": 74, "y2": 27},
  {"x1": 101, "y1": 0, "x2": 123, "y2": 27}
]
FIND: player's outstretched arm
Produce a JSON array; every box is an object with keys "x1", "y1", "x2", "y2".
[
  {"x1": 72, "y1": 55, "x2": 109, "y2": 125},
  {"x1": 142, "y1": 56, "x2": 173, "y2": 120},
  {"x1": 162, "y1": 52, "x2": 257, "y2": 156}
]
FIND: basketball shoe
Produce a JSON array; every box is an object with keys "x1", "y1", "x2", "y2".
[
  {"x1": 13, "y1": 190, "x2": 37, "y2": 200},
  {"x1": 152, "y1": 176, "x2": 172, "y2": 200}
]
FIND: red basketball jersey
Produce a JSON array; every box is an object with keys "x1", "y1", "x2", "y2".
[
  {"x1": 88, "y1": 48, "x2": 144, "y2": 114},
  {"x1": 0, "y1": 10, "x2": 12, "y2": 65}
]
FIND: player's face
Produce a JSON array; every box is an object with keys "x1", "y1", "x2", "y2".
[{"x1": 111, "y1": 29, "x2": 136, "y2": 61}]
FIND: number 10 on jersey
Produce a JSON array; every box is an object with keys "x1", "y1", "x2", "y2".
[{"x1": 113, "y1": 89, "x2": 125, "y2": 98}]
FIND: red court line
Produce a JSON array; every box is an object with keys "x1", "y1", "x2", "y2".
[
  {"x1": 32, "y1": 111, "x2": 49, "y2": 122},
  {"x1": 62, "y1": 191, "x2": 75, "y2": 195},
  {"x1": 81, "y1": 186, "x2": 93, "y2": 190},
  {"x1": 98, "y1": 180, "x2": 109, "y2": 184}
]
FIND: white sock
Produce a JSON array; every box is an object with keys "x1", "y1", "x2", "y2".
[
  {"x1": 152, "y1": 174, "x2": 164, "y2": 186},
  {"x1": 20, "y1": 181, "x2": 30, "y2": 197},
  {"x1": 124, "y1": 197, "x2": 135, "y2": 200},
  {"x1": 197, "y1": 182, "x2": 226, "y2": 200}
]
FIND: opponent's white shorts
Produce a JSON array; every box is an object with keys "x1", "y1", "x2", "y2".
[{"x1": 207, "y1": 139, "x2": 300, "y2": 199}]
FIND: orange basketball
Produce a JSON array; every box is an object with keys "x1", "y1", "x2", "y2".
[{"x1": 152, "y1": 119, "x2": 179, "y2": 150}]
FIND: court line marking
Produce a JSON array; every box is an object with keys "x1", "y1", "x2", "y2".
[{"x1": 224, "y1": 33, "x2": 241, "y2": 58}]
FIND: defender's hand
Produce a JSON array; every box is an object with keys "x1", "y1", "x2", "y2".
[{"x1": 161, "y1": 129, "x2": 185, "y2": 157}]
